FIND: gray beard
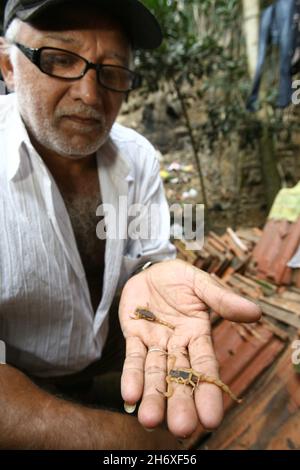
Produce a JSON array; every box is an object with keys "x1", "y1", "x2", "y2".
[{"x1": 15, "y1": 84, "x2": 110, "y2": 160}]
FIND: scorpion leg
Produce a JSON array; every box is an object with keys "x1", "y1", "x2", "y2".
[
  {"x1": 188, "y1": 377, "x2": 197, "y2": 395},
  {"x1": 163, "y1": 377, "x2": 174, "y2": 398},
  {"x1": 196, "y1": 373, "x2": 242, "y2": 403}
]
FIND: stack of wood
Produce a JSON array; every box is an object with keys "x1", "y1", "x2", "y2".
[
  {"x1": 174, "y1": 226, "x2": 300, "y2": 449},
  {"x1": 175, "y1": 227, "x2": 260, "y2": 278},
  {"x1": 174, "y1": 227, "x2": 300, "y2": 330}
]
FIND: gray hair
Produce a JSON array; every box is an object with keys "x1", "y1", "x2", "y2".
[
  {"x1": 4, "y1": 18, "x2": 22, "y2": 43},
  {"x1": 1, "y1": 18, "x2": 22, "y2": 63}
]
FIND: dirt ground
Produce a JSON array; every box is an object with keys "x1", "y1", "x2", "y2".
[{"x1": 118, "y1": 88, "x2": 300, "y2": 234}]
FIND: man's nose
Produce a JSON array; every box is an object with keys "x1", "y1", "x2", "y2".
[{"x1": 69, "y1": 68, "x2": 103, "y2": 106}]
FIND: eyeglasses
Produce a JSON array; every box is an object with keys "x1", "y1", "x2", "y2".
[{"x1": 14, "y1": 42, "x2": 142, "y2": 93}]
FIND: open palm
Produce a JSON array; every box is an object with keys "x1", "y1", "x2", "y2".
[{"x1": 119, "y1": 259, "x2": 261, "y2": 438}]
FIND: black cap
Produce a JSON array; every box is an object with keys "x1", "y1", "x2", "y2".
[{"x1": 3, "y1": 0, "x2": 163, "y2": 49}]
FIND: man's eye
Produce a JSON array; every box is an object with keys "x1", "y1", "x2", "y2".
[
  {"x1": 41, "y1": 52, "x2": 80, "y2": 73},
  {"x1": 101, "y1": 67, "x2": 131, "y2": 86},
  {"x1": 49, "y1": 54, "x2": 77, "y2": 66},
  {"x1": 102, "y1": 68, "x2": 118, "y2": 81}
]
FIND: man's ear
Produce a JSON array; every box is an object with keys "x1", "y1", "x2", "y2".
[{"x1": 0, "y1": 38, "x2": 16, "y2": 92}]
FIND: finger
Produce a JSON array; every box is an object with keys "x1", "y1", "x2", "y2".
[
  {"x1": 138, "y1": 346, "x2": 167, "y2": 429},
  {"x1": 165, "y1": 337, "x2": 199, "y2": 438},
  {"x1": 121, "y1": 336, "x2": 147, "y2": 405},
  {"x1": 189, "y1": 334, "x2": 223, "y2": 430},
  {"x1": 193, "y1": 268, "x2": 262, "y2": 323}
]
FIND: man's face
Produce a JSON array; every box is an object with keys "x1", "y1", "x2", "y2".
[{"x1": 10, "y1": 8, "x2": 131, "y2": 160}]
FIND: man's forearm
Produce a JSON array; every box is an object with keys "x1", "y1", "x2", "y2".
[{"x1": 0, "y1": 364, "x2": 179, "y2": 450}]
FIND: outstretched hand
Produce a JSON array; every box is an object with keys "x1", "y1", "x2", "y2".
[{"x1": 119, "y1": 259, "x2": 261, "y2": 438}]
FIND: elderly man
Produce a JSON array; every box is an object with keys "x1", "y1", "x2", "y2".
[{"x1": 0, "y1": 0, "x2": 261, "y2": 449}]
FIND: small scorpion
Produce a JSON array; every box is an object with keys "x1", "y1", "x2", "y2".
[
  {"x1": 163, "y1": 356, "x2": 242, "y2": 403},
  {"x1": 132, "y1": 306, "x2": 175, "y2": 330}
]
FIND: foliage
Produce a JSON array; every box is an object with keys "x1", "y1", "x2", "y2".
[
  {"x1": 137, "y1": 0, "x2": 296, "y2": 214},
  {"x1": 137, "y1": 0, "x2": 259, "y2": 151}
]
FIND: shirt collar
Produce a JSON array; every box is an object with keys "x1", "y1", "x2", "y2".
[
  {"x1": 97, "y1": 134, "x2": 133, "y2": 185},
  {"x1": 5, "y1": 94, "x2": 38, "y2": 181}
]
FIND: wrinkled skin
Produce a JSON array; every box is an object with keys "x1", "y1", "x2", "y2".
[{"x1": 120, "y1": 259, "x2": 261, "y2": 438}]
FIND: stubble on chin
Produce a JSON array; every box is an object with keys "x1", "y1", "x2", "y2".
[
  {"x1": 14, "y1": 61, "x2": 110, "y2": 153},
  {"x1": 50, "y1": 114, "x2": 111, "y2": 158},
  {"x1": 16, "y1": 92, "x2": 110, "y2": 159}
]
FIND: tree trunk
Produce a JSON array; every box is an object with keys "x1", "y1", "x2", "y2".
[
  {"x1": 258, "y1": 123, "x2": 282, "y2": 210},
  {"x1": 242, "y1": 0, "x2": 260, "y2": 79},
  {"x1": 172, "y1": 79, "x2": 210, "y2": 229},
  {"x1": 243, "y1": 0, "x2": 281, "y2": 211}
]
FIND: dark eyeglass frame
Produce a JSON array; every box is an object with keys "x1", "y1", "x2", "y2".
[{"x1": 13, "y1": 42, "x2": 142, "y2": 93}]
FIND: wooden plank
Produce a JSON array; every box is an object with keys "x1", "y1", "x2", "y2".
[
  {"x1": 207, "y1": 237, "x2": 226, "y2": 254},
  {"x1": 209, "y1": 231, "x2": 229, "y2": 251},
  {"x1": 232, "y1": 274, "x2": 263, "y2": 297},
  {"x1": 245, "y1": 275, "x2": 277, "y2": 296},
  {"x1": 289, "y1": 286, "x2": 300, "y2": 295},
  {"x1": 227, "y1": 227, "x2": 249, "y2": 253},
  {"x1": 259, "y1": 299, "x2": 300, "y2": 329},
  {"x1": 259, "y1": 318, "x2": 289, "y2": 341},
  {"x1": 211, "y1": 257, "x2": 232, "y2": 277},
  {"x1": 207, "y1": 258, "x2": 222, "y2": 274},
  {"x1": 223, "y1": 233, "x2": 245, "y2": 259},
  {"x1": 227, "y1": 277, "x2": 260, "y2": 299},
  {"x1": 234, "y1": 273, "x2": 262, "y2": 289},
  {"x1": 262, "y1": 296, "x2": 300, "y2": 317},
  {"x1": 253, "y1": 227, "x2": 263, "y2": 237},
  {"x1": 194, "y1": 258, "x2": 206, "y2": 270},
  {"x1": 236, "y1": 228, "x2": 261, "y2": 245},
  {"x1": 206, "y1": 240, "x2": 225, "y2": 259},
  {"x1": 278, "y1": 288, "x2": 300, "y2": 303}
]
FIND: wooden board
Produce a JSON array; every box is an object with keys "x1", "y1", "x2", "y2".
[{"x1": 259, "y1": 299, "x2": 300, "y2": 329}]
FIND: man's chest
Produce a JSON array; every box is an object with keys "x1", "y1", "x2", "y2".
[{"x1": 57, "y1": 174, "x2": 106, "y2": 312}]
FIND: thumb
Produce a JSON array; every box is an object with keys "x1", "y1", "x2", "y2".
[{"x1": 193, "y1": 268, "x2": 262, "y2": 323}]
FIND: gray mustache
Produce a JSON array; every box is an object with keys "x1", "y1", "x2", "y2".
[{"x1": 56, "y1": 106, "x2": 105, "y2": 122}]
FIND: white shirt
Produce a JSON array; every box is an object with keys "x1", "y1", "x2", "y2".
[{"x1": 0, "y1": 94, "x2": 175, "y2": 377}]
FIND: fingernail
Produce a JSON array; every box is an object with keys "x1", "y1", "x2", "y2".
[{"x1": 124, "y1": 402, "x2": 136, "y2": 414}]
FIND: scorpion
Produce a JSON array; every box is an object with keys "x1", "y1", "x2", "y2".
[
  {"x1": 131, "y1": 308, "x2": 241, "y2": 403},
  {"x1": 132, "y1": 306, "x2": 175, "y2": 330},
  {"x1": 163, "y1": 356, "x2": 242, "y2": 403}
]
